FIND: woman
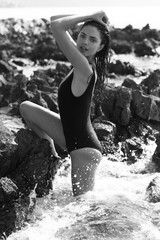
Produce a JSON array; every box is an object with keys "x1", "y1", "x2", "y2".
[{"x1": 20, "y1": 11, "x2": 110, "y2": 196}]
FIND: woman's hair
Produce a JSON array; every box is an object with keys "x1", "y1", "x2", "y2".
[{"x1": 80, "y1": 20, "x2": 110, "y2": 103}]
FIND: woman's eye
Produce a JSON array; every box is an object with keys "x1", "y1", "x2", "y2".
[{"x1": 90, "y1": 38, "x2": 97, "y2": 43}]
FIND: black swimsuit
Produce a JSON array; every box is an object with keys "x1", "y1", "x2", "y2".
[{"x1": 58, "y1": 69, "x2": 102, "y2": 154}]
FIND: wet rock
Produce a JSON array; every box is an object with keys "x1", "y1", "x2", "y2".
[
  {"x1": 111, "y1": 39, "x2": 132, "y2": 54},
  {"x1": 0, "y1": 115, "x2": 64, "y2": 237},
  {"x1": 149, "y1": 96, "x2": 160, "y2": 122},
  {"x1": 152, "y1": 134, "x2": 160, "y2": 169},
  {"x1": 146, "y1": 176, "x2": 160, "y2": 203},
  {"x1": 0, "y1": 177, "x2": 19, "y2": 205},
  {"x1": 122, "y1": 78, "x2": 141, "y2": 90},
  {"x1": 140, "y1": 69, "x2": 160, "y2": 95},
  {"x1": 0, "y1": 75, "x2": 8, "y2": 87},
  {"x1": 132, "y1": 90, "x2": 152, "y2": 120},
  {"x1": 134, "y1": 39, "x2": 157, "y2": 56},
  {"x1": 0, "y1": 60, "x2": 13, "y2": 74},
  {"x1": 101, "y1": 85, "x2": 132, "y2": 126},
  {"x1": 93, "y1": 116, "x2": 117, "y2": 155},
  {"x1": 113, "y1": 87, "x2": 132, "y2": 126},
  {"x1": 101, "y1": 85, "x2": 116, "y2": 120},
  {"x1": 120, "y1": 138, "x2": 143, "y2": 163},
  {"x1": 0, "y1": 116, "x2": 63, "y2": 198},
  {"x1": 110, "y1": 24, "x2": 160, "y2": 57},
  {"x1": 109, "y1": 59, "x2": 138, "y2": 75},
  {"x1": 0, "y1": 117, "x2": 19, "y2": 177}
]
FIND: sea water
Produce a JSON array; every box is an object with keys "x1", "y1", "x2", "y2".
[
  {"x1": 7, "y1": 140, "x2": 160, "y2": 240},
  {"x1": 5, "y1": 53, "x2": 160, "y2": 239}
]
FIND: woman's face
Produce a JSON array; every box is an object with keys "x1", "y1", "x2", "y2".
[{"x1": 77, "y1": 25, "x2": 103, "y2": 61}]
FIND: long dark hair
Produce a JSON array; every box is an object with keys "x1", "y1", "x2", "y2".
[{"x1": 80, "y1": 20, "x2": 110, "y2": 103}]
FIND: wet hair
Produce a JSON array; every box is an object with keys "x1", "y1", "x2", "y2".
[{"x1": 80, "y1": 20, "x2": 110, "y2": 102}]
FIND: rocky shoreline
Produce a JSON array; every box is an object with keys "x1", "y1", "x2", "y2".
[{"x1": 0, "y1": 18, "x2": 160, "y2": 238}]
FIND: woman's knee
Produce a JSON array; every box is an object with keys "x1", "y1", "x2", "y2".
[{"x1": 19, "y1": 100, "x2": 33, "y2": 118}]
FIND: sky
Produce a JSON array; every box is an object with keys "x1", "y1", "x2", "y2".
[
  {"x1": 0, "y1": 0, "x2": 160, "y2": 7},
  {"x1": 0, "y1": 0, "x2": 160, "y2": 29}
]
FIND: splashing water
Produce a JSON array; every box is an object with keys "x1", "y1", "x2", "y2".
[{"x1": 7, "y1": 139, "x2": 160, "y2": 240}]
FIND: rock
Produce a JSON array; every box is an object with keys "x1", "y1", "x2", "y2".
[
  {"x1": 132, "y1": 90, "x2": 152, "y2": 120},
  {"x1": 113, "y1": 87, "x2": 132, "y2": 126},
  {"x1": 0, "y1": 60, "x2": 13, "y2": 73},
  {"x1": 10, "y1": 128, "x2": 62, "y2": 197},
  {"x1": 134, "y1": 39, "x2": 157, "y2": 56},
  {"x1": 109, "y1": 59, "x2": 137, "y2": 75},
  {"x1": 0, "y1": 75, "x2": 8, "y2": 87},
  {"x1": 0, "y1": 117, "x2": 20, "y2": 177},
  {"x1": 120, "y1": 138, "x2": 143, "y2": 163},
  {"x1": 93, "y1": 116, "x2": 117, "y2": 155},
  {"x1": 101, "y1": 85, "x2": 132, "y2": 126},
  {"x1": 101, "y1": 85, "x2": 116, "y2": 120},
  {"x1": 152, "y1": 134, "x2": 160, "y2": 168},
  {"x1": 0, "y1": 114, "x2": 64, "y2": 237},
  {"x1": 0, "y1": 177, "x2": 19, "y2": 205},
  {"x1": 111, "y1": 39, "x2": 132, "y2": 54},
  {"x1": 146, "y1": 176, "x2": 160, "y2": 203},
  {"x1": 140, "y1": 69, "x2": 160, "y2": 95},
  {"x1": 122, "y1": 78, "x2": 141, "y2": 90},
  {"x1": 149, "y1": 96, "x2": 160, "y2": 122}
]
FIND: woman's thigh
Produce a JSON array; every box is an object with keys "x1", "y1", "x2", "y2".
[
  {"x1": 70, "y1": 148, "x2": 102, "y2": 196},
  {"x1": 20, "y1": 101, "x2": 66, "y2": 149}
]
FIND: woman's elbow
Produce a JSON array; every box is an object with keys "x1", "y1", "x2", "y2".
[{"x1": 50, "y1": 20, "x2": 59, "y2": 33}]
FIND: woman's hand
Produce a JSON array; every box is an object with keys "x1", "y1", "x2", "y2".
[{"x1": 91, "y1": 11, "x2": 109, "y2": 27}]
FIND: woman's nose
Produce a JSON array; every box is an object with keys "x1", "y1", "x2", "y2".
[{"x1": 83, "y1": 38, "x2": 88, "y2": 45}]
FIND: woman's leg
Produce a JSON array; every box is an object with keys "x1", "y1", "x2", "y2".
[
  {"x1": 20, "y1": 101, "x2": 66, "y2": 156},
  {"x1": 70, "y1": 148, "x2": 102, "y2": 196}
]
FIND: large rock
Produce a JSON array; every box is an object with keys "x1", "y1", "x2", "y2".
[
  {"x1": 146, "y1": 176, "x2": 160, "y2": 203},
  {"x1": 101, "y1": 85, "x2": 132, "y2": 126},
  {"x1": 134, "y1": 39, "x2": 157, "y2": 56},
  {"x1": 122, "y1": 78, "x2": 141, "y2": 91},
  {"x1": 149, "y1": 96, "x2": 160, "y2": 122},
  {"x1": 93, "y1": 116, "x2": 117, "y2": 155},
  {"x1": 0, "y1": 113, "x2": 66, "y2": 237},
  {"x1": 109, "y1": 59, "x2": 138, "y2": 75},
  {"x1": 140, "y1": 69, "x2": 160, "y2": 95},
  {"x1": 113, "y1": 87, "x2": 132, "y2": 126},
  {"x1": 111, "y1": 39, "x2": 132, "y2": 54},
  {"x1": 132, "y1": 90, "x2": 152, "y2": 120}
]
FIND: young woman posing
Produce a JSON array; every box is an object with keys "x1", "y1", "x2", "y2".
[{"x1": 20, "y1": 11, "x2": 110, "y2": 196}]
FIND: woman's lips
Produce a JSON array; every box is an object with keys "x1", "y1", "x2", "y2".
[{"x1": 80, "y1": 46, "x2": 88, "y2": 52}]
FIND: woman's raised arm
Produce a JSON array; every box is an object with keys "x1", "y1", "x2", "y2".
[
  {"x1": 50, "y1": 13, "x2": 93, "y2": 76},
  {"x1": 50, "y1": 11, "x2": 108, "y2": 78}
]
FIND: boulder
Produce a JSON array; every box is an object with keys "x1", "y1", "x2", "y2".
[
  {"x1": 134, "y1": 39, "x2": 157, "y2": 56},
  {"x1": 0, "y1": 60, "x2": 13, "y2": 73},
  {"x1": 0, "y1": 114, "x2": 64, "y2": 237},
  {"x1": 111, "y1": 39, "x2": 132, "y2": 54},
  {"x1": 113, "y1": 87, "x2": 132, "y2": 126},
  {"x1": 132, "y1": 90, "x2": 152, "y2": 120},
  {"x1": 101, "y1": 85, "x2": 116, "y2": 120},
  {"x1": 122, "y1": 78, "x2": 141, "y2": 91},
  {"x1": 101, "y1": 85, "x2": 132, "y2": 126},
  {"x1": 146, "y1": 176, "x2": 160, "y2": 203},
  {"x1": 140, "y1": 69, "x2": 160, "y2": 95},
  {"x1": 109, "y1": 59, "x2": 137, "y2": 75},
  {"x1": 93, "y1": 116, "x2": 117, "y2": 155},
  {"x1": 149, "y1": 96, "x2": 160, "y2": 122}
]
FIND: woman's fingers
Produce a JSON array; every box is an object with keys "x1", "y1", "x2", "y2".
[{"x1": 93, "y1": 11, "x2": 109, "y2": 27}]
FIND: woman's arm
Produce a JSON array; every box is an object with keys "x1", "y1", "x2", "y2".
[
  {"x1": 50, "y1": 11, "x2": 107, "y2": 80},
  {"x1": 50, "y1": 14, "x2": 74, "y2": 22}
]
